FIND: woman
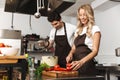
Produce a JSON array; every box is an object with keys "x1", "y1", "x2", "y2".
[{"x1": 66, "y1": 4, "x2": 101, "y2": 76}]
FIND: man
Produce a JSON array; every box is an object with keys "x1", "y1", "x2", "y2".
[{"x1": 41, "y1": 11, "x2": 76, "y2": 68}]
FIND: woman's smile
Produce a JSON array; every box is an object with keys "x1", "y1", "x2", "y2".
[{"x1": 79, "y1": 9, "x2": 88, "y2": 25}]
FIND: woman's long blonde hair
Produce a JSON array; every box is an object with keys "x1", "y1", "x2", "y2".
[{"x1": 77, "y1": 4, "x2": 95, "y2": 38}]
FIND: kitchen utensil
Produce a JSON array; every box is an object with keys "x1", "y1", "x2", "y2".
[
  {"x1": 115, "y1": 47, "x2": 120, "y2": 56},
  {"x1": 36, "y1": 40, "x2": 45, "y2": 48},
  {"x1": 0, "y1": 47, "x2": 19, "y2": 56},
  {"x1": 37, "y1": 39, "x2": 49, "y2": 48},
  {"x1": 34, "y1": 0, "x2": 41, "y2": 18},
  {"x1": 34, "y1": 12, "x2": 41, "y2": 18},
  {"x1": 41, "y1": 56, "x2": 58, "y2": 67}
]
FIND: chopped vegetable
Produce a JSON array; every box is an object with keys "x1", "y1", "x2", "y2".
[
  {"x1": 35, "y1": 63, "x2": 50, "y2": 77},
  {"x1": 54, "y1": 64, "x2": 60, "y2": 70},
  {"x1": 66, "y1": 63, "x2": 72, "y2": 71}
]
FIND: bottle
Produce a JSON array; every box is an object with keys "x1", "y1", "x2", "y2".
[{"x1": 29, "y1": 57, "x2": 36, "y2": 80}]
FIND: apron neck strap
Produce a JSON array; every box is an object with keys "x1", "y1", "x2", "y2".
[{"x1": 55, "y1": 22, "x2": 66, "y2": 35}]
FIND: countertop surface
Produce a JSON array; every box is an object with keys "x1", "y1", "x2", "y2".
[
  {"x1": 37, "y1": 64, "x2": 120, "y2": 80},
  {"x1": 39, "y1": 65, "x2": 119, "y2": 80},
  {"x1": 40, "y1": 75, "x2": 105, "y2": 80},
  {"x1": 96, "y1": 64, "x2": 120, "y2": 71},
  {"x1": 95, "y1": 64, "x2": 120, "y2": 80}
]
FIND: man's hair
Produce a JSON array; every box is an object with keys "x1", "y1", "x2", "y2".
[{"x1": 47, "y1": 11, "x2": 61, "y2": 22}]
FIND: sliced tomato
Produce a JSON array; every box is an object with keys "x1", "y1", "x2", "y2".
[
  {"x1": 66, "y1": 63, "x2": 71, "y2": 67},
  {"x1": 54, "y1": 67, "x2": 67, "y2": 71},
  {"x1": 53, "y1": 64, "x2": 72, "y2": 71},
  {"x1": 66, "y1": 66, "x2": 72, "y2": 71},
  {"x1": 66, "y1": 63, "x2": 72, "y2": 71},
  {"x1": 54, "y1": 64, "x2": 60, "y2": 70}
]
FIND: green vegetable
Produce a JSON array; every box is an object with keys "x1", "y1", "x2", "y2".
[{"x1": 35, "y1": 63, "x2": 50, "y2": 77}]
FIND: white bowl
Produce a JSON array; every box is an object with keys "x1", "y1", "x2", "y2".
[
  {"x1": 0, "y1": 47, "x2": 19, "y2": 56},
  {"x1": 41, "y1": 56, "x2": 58, "y2": 67}
]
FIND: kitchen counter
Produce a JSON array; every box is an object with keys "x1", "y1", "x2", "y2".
[
  {"x1": 39, "y1": 70, "x2": 105, "y2": 80},
  {"x1": 40, "y1": 75, "x2": 105, "y2": 80},
  {"x1": 0, "y1": 58, "x2": 28, "y2": 80},
  {"x1": 96, "y1": 64, "x2": 120, "y2": 80}
]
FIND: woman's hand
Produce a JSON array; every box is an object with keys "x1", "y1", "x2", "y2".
[
  {"x1": 66, "y1": 53, "x2": 73, "y2": 63},
  {"x1": 66, "y1": 44, "x2": 76, "y2": 63},
  {"x1": 71, "y1": 60, "x2": 84, "y2": 71}
]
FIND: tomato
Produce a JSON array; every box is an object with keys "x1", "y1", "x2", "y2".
[
  {"x1": 54, "y1": 65, "x2": 67, "y2": 71},
  {"x1": 54, "y1": 67, "x2": 67, "y2": 71},
  {"x1": 0, "y1": 43, "x2": 5, "y2": 47},
  {"x1": 66, "y1": 63, "x2": 71, "y2": 67},
  {"x1": 54, "y1": 64, "x2": 60, "y2": 69},
  {"x1": 66, "y1": 66, "x2": 72, "y2": 71},
  {"x1": 53, "y1": 64, "x2": 72, "y2": 71},
  {"x1": 66, "y1": 63, "x2": 72, "y2": 71}
]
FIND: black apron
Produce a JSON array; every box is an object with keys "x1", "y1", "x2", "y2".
[
  {"x1": 54, "y1": 23, "x2": 71, "y2": 68},
  {"x1": 73, "y1": 34, "x2": 96, "y2": 76}
]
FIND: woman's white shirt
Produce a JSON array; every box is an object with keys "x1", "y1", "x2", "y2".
[{"x1": 75, "y1": 25, "x2": 100, "y2": 50}]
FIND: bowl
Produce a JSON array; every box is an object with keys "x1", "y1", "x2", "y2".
[
  {"x1": 0, "y1": 47, "x2": 19, "y2": 56},
  {"x1": 41, "y1": 56, "x2": 58, "y2": 67}
]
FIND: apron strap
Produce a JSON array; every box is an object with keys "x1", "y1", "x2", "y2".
[{"x1": 55, "y1": 22, "x2": 67, "y2": 37}]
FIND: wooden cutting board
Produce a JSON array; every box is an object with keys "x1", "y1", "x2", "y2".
[{"x1": 42, "y1": 70, "x2": 78, "y2": 78}]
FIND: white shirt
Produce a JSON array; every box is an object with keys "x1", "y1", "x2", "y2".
[
  {"x1": 49, "y1": 23, "x2": 76, "y2": 47},
  {"x1": 75, "y1": 25, "x2": 100, "y2": 50}
]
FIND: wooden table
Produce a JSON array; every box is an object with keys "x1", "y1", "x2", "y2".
[{"x1": 0, "y1": 56, "x2": 28, "y2": 80}]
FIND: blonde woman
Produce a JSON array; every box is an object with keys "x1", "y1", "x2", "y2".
[{"x1": 66, "y1": 4, "x2": 101, "y2": 76}]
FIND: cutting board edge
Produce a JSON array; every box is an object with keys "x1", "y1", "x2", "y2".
[{"x1": 42, "y1": 70, "x2": 78, "y2": 78}]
